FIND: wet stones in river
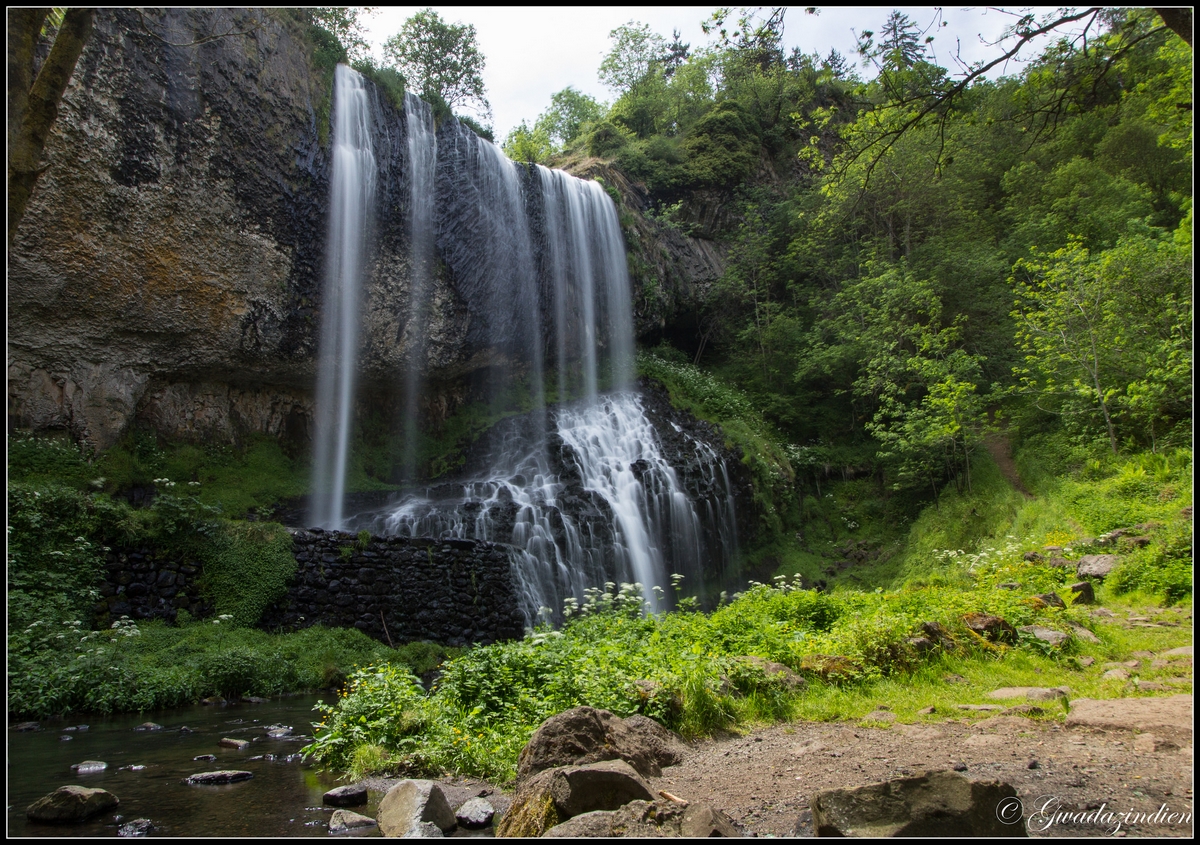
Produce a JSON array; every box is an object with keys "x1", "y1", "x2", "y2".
[
  {"x1": 323, "y1": 783, "x2": 368, "y2": 807},
  {"x1": 26, "y1": 785, "x2": 120, "y2": 823},
  {"x1": 134, "y1": 722, "x2": 162, "y2": 732},
  {"x1": 265, "y1": 724, "x2": 293, "y2": 738},
  {"x1": 194, "y1": 754, "x2": 217, "y2": 762},
  {"x1": 219, "y1": 737, "x2": 250, "y2": 749},
  {"x1": 329, "y1": 809, "x2": 376, "y2": 834},
  {"x1": 70, "y1": 760, "x2": 108, "y2": 774},
  {"x1": 184, "y1": 770, "x2": 253, "y2": 785},
  {"x1": 118, "y1": 818, "x2": 153, "y2": 837},
  {"x1": 13, "y1": 721, "x2": 41, "y2": 732}
]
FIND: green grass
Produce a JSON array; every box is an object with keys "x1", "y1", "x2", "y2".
[{"x1": 7, "y1": 619, "x2": 458, "y2": 719}]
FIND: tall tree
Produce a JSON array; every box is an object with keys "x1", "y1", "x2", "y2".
[
  {"x1": 598, "y1": 21, "x2": 667, "y2": 96},
  {"x1": 383, "y1": 8, "x2": 490, "y2": 118},
  {"x1": 535, "y1": 86, "x2": 604, "y2": 147}
]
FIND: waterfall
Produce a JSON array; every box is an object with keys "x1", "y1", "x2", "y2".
[
  {"x1": 331, "y1": 113, "x2": 736, "y2": 624},
  {"x1": 310, "y1": 65, "x2": 377, "y2": 530},
  {"x1": 400, "y1": 92, "x2": 437, "y2": 482},
  {"x1": 307, "y1": 82, "x2": 737, "y2": 622}
]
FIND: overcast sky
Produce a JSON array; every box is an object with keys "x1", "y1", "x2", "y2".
[{"x1": 363, "y1": 7, "x2": 1065, "y2": 140}]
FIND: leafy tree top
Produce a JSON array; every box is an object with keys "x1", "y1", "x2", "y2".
[{"x1": 383, "y1": 8, "x2": 490, "y2": 118}]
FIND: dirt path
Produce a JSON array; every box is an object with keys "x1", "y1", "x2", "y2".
[
  {"x1": 985, "y1": 431, "x2": 1034, "y2": 499},
  {"x1": 649, "y1": 702, "x2": 1193, "y2": 837}
]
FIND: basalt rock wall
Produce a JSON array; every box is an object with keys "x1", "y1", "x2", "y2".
[
  {"x1": 97, "y1": 530, "x2": 526, "y2": 646},
  {"x1": 8, "y1": 8, "x2": 730, "y2": 453}
]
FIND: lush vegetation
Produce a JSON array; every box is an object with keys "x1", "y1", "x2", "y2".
[
  {"x1": 7, "y1": 8, "x2": 1191, "y2": 797},
  {"x1": 6, "y1": 432, "x2": 461, "y2": 718}
]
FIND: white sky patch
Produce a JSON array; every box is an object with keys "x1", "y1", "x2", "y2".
[{"x1": 363, "y1": 7, "x2": 1067, "y2": 140}]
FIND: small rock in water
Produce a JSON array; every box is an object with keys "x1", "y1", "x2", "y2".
[
  {"x1": 134, "y1": 722, "x2": 162, "y2": 732},
  {"x1": 200, "y1": 696, "x2": 226, "y2": 706},
  {"x1": 324, "y1": 784, "x2": 369, "y2": 807},
  {"x1": 184, "y1": 770, "x2": 253, "y2": 785},
  {"x1": 219, "y1": 737, "x2": 250, "y2": 749},
  {"x1": 118, "y1": 818, "x2": 153, "y2": 837},
  {"x1": 330, "y1": 809, "x2": 378, "y2": 833},
  {"x1": 26, "y1": 785, "x2": 120, "y2": 822},
  {"x1": 63, "y1": 725, "x2": 78, "y2": 732},
  {"x1": 71, "y1": 760, "x2": 108, "y2": 774},
  {"x1": 193, "y1": 755, "x2": 217, "y2": 762},
  {"x1": 178, "y1": 726, "x2": 196, "y2": 733},
  {"x1": 14, "y1": 721, "x2": 41, "y2": 732},
  {"x1": 59, "y1": 735, "x2": 74, "y2": 741},
  {"x1": 121, "y1": 765, "x2": 147, "y2": 771},
  {"x1": 266, "y1": 726, "x2": 293, "y2": 738},
  {"x1": 243, "y1": 696, "x2": 269, "y2": 704},
  {"x1": 75, "y1": 724, "x2": 89, "y2": 731}
]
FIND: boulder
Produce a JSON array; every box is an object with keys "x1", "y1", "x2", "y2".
[
  {"x1": 403, "y1": 821, "x2": 444, "y2": 837},
  {"x1": 1032, "y1": 592, "x2": 1065, "y2": 608},
  {"x1": 324, "y1": 783, "x2": 368, "y2": 807},
  {"x1": 962, "y1": 612, "x2": 1017, "y2": 644},
  {"x1": 329, "y1": 809, "x2": 377, "y2": 834},
  {"x1": 455, "y1": 797, "x2": 495, "y2": 829},
  {"x1": 1069, "y1": 582, "x2": 1096, "y2": 604},
  {"x1": 377, "y1": 780, "x2": 456, "y2": 837},
  {"x1": 732, "y1": 656, "x2": 806, "y2": 691},
  {"x1": 516, "y1": 706, "x2": 684, "y2": 782},
  {"x1": 14, "y1": 721, "x2": 40, "y2": 732},
  {"x1": 26, "y1": 785, "x2": 120, "y2": 823},
  {"x1": 498, "y1": 760, "x2": 654, "y2": 837},
  {"x1": 1018, "y1": 625, "x2": 1069, "y2": 647},
  {"x1": 809, "y1": 770, "x2": 1027, "y2": 837},
  {"x1": 541, "y1": 799, "x2": 741, "y2": 838},
  {"x1": 1066, "y1": 623, "x2": 1099, "y2": 643},
  {"x1": 1076, "y1": 555, "x2": 1120, "y2": 579},
  {"x1": 184, "y1": 770, "x2": 253, "y2": 785}
]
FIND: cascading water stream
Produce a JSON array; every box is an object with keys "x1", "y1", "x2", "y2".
[
  {"x1": 337, "y1": 115, "x2": 736, "y2": 624},
  {"x1": 310, "y1": 65, "x2": 377, "y2": 530}
]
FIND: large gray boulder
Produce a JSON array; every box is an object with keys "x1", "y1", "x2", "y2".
[
  {"x1": 1076, "y1": 555, "x2": 1120, "y2": 579},
  {"x1": 496, "y1": 760, "x2": 654, "y2": 837},
  {"x1": 809, "y1": 770, "x2": 1027, "y2": 837},
  {"x1": 26, "y1": 785, "x2": 119, "y2": 823},
  {"x1": 377, "y1": 780, "x2": 456, "y2": 837},
  {"x1": 541, "y1": 799, "x2": 742, "y2": 838},
  {"x1": 515, "y1": 706, "x2": 685, "y2": 782}
]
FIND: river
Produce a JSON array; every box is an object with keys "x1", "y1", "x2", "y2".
[{"x1": 8, "y1": 695, "x2": 383, "y2": 837}]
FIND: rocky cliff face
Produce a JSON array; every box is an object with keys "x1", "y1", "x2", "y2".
[{"x1": 8, "y1": 8, "x2": 728, "y2": 453}]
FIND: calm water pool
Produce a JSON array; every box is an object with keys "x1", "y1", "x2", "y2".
[{"x1": 8, "y1": 695, "x2": 384, "y2": 837}]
